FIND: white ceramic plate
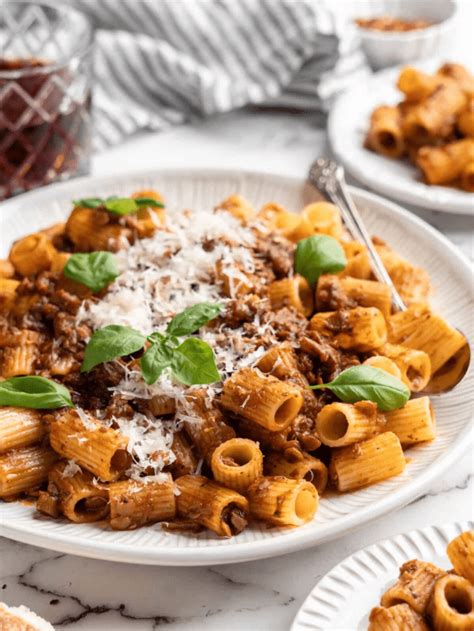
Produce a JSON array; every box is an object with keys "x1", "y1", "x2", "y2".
[
  {"x1": 328, "y1": 61, "x2": 474, "y2": 214},
  {"x1": 292, "y1": 520, "x2": 474, "y2": 630},
  {"x1": 0, "y1": 169, "x2": 472, "y2": 566}
]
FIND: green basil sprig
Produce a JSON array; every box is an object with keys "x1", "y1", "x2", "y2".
[
  {"x1": 73, "y1": 196, "x2": 165, "y2": 215},
  {"x1": 81, "y1": 303, "x2": 222, "y2": 386},
  {"x1": 310, "y1": 365, "x2": 410, "y2": 412},
  {"x1": 295, "y1": 235, "x2": 346, "y2": 285},
  {"x1": 64, "y1": 251, "x2": 119, "y2": 293},
  {"x1": 0, "y1": 376, "x2": 74, "y2": 409}
]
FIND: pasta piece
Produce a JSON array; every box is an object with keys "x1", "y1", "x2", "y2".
[
  {"x1": 381, "y1": 559, "x2": 446, "y2": 614},
  {"x1": 256, "y1": 342, "x2": 306, "y2": 386},
  {"x1": 264, "y1": 452, "x2": 328, "y2": 495},
  {"x1": 0, "y1": 407, "x2": 45, "y2": 453},
  {"x1": 290, "y1": 201, "x2": 343, "y2": 241},
  {"x1": 183, "y1": 390, "x2": 235, "y2": 465},
  {"x1": 398, "y1": 66, "x2": 442, "y2": 102},
  {"x1": 364, "y1": 355, "x2": 402, "y2": 379},
  {"x1": 384, "y1": 397, "x2": 436, "y2": 447},
  {"x1": 429, "y1": 574, "x2": 474, "y2": 630},
  {"x1": 1, "y1": 344, "x2": 38, "y2": 377},
  {"x1": 316, "y1": 401, "x2": 381, "y2": 448},
  {"x1": 447, "y1": 531, "x2": 474, "y2": 583},
  {"x1": 309, "y1": 307, "x2": 387, "y2": 352},
  {"x1": 461, "y1": 161, "x2": 474, "y2": 192},
  {"x1": 175, "y1": 475, "x2": 249, "y2": 537},
  {"x1": 217, "y1": 194, "x2": 255, "y2": 224},
  {"x1": 215, "y1": 259, "x2": 254, "y2": 297},
  {"x1": 329, "y1": 431, "x2": 405, "y2": 492},
  {"x1": 48, "y1": 355, "x2": 78, "y2": 376},
  {"x1": 257, "y1": 203, "x2": 301, "y2": 240},
  {"x1": 236, "y1": 418, "x2": 300, "y2": 459},
  {"x1": 220, "y1": 367, "x2": 303, "y2": 431},
  {"x1": 375, "y1": 242, "x2": 431, "y2": 305},
  {"x1": 0, "y1": 259, "x2": 15, "y2": 278},
  {"x1": 247, "y1": 476, "x2": 318, "y2": 527},
  {"x1": 211, "y1": 438, "x2": 263, "y2": 492},
  {"x1": 389, "y1": 305, "x2": 467, "y2": 376},
  {"x1": 368, "y1": 604, "x2": 429, "y2": 630},
  {"x1": 149, "y1": 394, "x2": 176, "y2": 416},
  {"x1": 381, "y1": 343, "x2": 431, "y2": 392},
  {"x1": 269, "y1": 275, "x2": 313, "y2": 316},
  {"x1": 366, "y1": 105, "x2": 406, "y2": 158},
  {"x1": 50, "y1": 251, "x2": 71, "y2": 273},
  {"x1": 416, "y1": 138, "x2": 474, "y2": 185},
  {"x1": 49, "y1": 410, "x2": 130, "y2": 481},
  {"x1": 438, "y1": 63, "x2": 474, "y2": 96},
  {"x1": 169, "y1": 430, "x2": 197, "y2": 477},
  {"x1": 65, "y1": 207, "x2": 130, "y2": 252},
  {"x1": 9, "y1": 233, "x2": 56, "y2": 277},
  {"x1": 0, "y1": 278, "x2": 20, "y2": 310},
  {"x1": 109, "y1": 476, "x2": 176, "y2": 530},
  {"x1": 340, "y1": 241, "x2": 371, "y2": 279},
  {"x1": 316, "y1": 275, "x2": 392, "y2": 318},
  {"x1": 0, "y1": 446, "x2": 57, "y2": 498},
  {"x1": 45, "y1": 462, "x2": 109, "y2": 523}
]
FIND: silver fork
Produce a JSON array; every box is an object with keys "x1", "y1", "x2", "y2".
[{"x1": 307, "y1": 158, "x2": 470, "y2": 393}]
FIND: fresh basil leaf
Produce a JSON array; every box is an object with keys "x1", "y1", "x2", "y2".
[
  {"x1": 72, "y1": 198, "x2": 104, "y2": 209},
  {"x1": 166, "y1": 303, "x2": 222, "y2": 337},
  {"x1": 0, "y1": 376, "x2": 74, "y2": 409},
  {"x1": 134, "y1": 197, "x2": 165, "y2": 209},
  {"x1": 63, "y1": 251, "x2": 118, "y2": 293},
  {"x1": 140, "y1": 339, "x2": 174, "y2": 385},
  {"x1": 103, "y1": 197, "x2": 139, "y2": 215},
  {"x1": 311, "y1": 365, "x2": 410, "y2": 412},
  {"x1": 171, "y1": 338, "x2": 220, "y2": 386},
  {"x1": 295, "y1": 235, "x2": 346, "y2": 285},
  {"x1": 81, "y1": 325, "x2": 146, "y2": 372}
]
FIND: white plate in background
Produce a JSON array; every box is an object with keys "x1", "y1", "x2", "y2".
[
  {"x1": 328, "y1": 61, "x2": 474, "y2": 214},
  {"x1": 0, "y1": 169, "x2": 472, "y2": 565},
  {"x1": 292, "y1": 520, "x2": 473, "y2": 630}
]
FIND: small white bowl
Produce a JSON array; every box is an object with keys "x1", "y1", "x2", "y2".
[{"x1": 349, "y1": 0, "x2": 458, "y2": 69}]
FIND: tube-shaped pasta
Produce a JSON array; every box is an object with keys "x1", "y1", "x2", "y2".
[
  {"x1": 49, "y1": 410, "x2": 130, "y2": 481},
  {"x1": 389, "y1": 305, "x2": 467, "y2": 376},
  {"x1": 366, "y1": 105, "x2": 406, "y2": 158},
  {"x1": 50, "y1": 251, "x2": 71, "y2": 273},
  {"x1": 257, "y1": 203, "x2": 301, "y2": 240},
  {"x1": 384, "y1": 397, "x2": 436, "y2": 447},
  {"x1": 416, "y1": 138, "x2": 474, "y2": 185},
  {"x1": 109, "y1": 476, "x2": 176, "y2": 530},
  {"x1": 461, "y1": 161, "x2": 474, "y2": 192},
  {"x1": 330, "y1": 432, "x2": 405, "y2": 492},
  {"x1": 264, "y1": 452, "x2": 328, "y2": 495},
  {"x1": 368, "y1": 604, "x2": 429, "y2": 631},
  {"x1": 447, "y1": 531, "x2": 474, "y2": 583},
  {"x1": 375, "y1": 243, "x2": 431, "y2": 306},
  {"x1": 381, "y1": 343, "x2": 431, "y2": 392},
  {"x1": 9, "y1": 233, "x2": 56, "y2": 277},
  {"x1": 47, "y1": 462, "x2": 109, "y2": 523},
  {"x1": 381, "y1": 559, "x2": 446, "y2": 613},
  {"x1": 220, "y1": 367, "x2": 303, "y2": 431},
  {"x1": 169, "y1": 431, "x2": 197, "y2": 477},
  {"x1": 290, "y1": 202, "x2": 343, "y2": 241},
  {"x1": 256, "y1": 342, "x2": 306, "y2": 386},
  {"x1": 211, "y1": 438, "x2": 263, "y2": 492},
  {"x1": 397, "y1": 66, "x2": 442, "y2": 102},
  {"x1": 269, "y1": 275, "x2": 313, "y2": 316},
  {"x1": 0, "y1": 446, "x2": 57, "y2": 498},
  {"x1": 183, "y1": 390, "x2": 235, "y2": 465},
  {"x1": 65, "y1": 207, "x2": 130, "y2": 252},
  {"x1": 217, "y1": 194, "x2": 256, "y2": 224},
  {"x1": 175, "y1": 475, "x2": 249, "y2": 537},
  {"x1": 317, "y1": 401, "x2": 381, "y2": 448},
  {"x1": 1, "y1": 345, "x2": 38, "y2": 378},
  {"x1": 309, "y1": 307, "x2": 387, "y2": 352},
  {"x1": 0, "y1": 259, "x2": 15, "y2": 278},
  {"x1": 364, "y1": 356, "x2": 402, "y2": 379},
  {"x1": 247, "y1": 476, "x2": 318, "y2": 527},
  {"x1": 429, "y1": 574, "x2": 474, "y2": 630},
  {"x1": 438, "y1": 63, "x2": 474, "y2": 96},
  {"x1": 340, "y1": 241, "x2": 371, "y2": 280},
  {"x1": 316, "y1": 275, "x2": 392, "y2": 318},
  {"x1": 0, "y1": 407, "x2": 45, "y2": 453},
  {"x1": 149, "y1": 394, "x2": 176, "y2": 416}
]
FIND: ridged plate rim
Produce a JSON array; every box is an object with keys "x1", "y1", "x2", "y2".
[{"x1": 0, "y1": 168, "x2": 472, "y2": 566}]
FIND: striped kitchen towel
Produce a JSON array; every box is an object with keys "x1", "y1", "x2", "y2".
[{"x1": 65, "y1": 0, "x2": 368, "y2": 149}]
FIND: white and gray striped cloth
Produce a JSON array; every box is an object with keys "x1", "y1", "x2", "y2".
[{"x1": 66, "y1": 0, "x2": 368, "y2": 149}]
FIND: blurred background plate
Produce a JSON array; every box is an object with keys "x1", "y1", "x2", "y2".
[
  {"x1": 0, "y1": 169, "x2": 472, "y2": 565},
  {"x1": 328, "y1": 60, "x2": 474, "y2": 214},
  {"x1": 291, "y1": 520, "x2": 473, "y2": 630}
]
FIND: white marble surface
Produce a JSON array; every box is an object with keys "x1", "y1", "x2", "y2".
[{"x1": 1, "y1": 5, "x2": 474, "y2": 627}]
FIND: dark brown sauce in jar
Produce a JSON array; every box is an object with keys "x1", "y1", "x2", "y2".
[{"x1": 0, "y1": 57, "x2": 91, "y2": 199}]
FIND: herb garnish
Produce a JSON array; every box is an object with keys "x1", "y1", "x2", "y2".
[
  {"x1": 64, "y1": 251, "x2": 119, "y2": 293},
  {"x1": 73, "y1": 196, "x2": 165, "y2": 215},
  {"x1": 295, "y1": 235, "x2": 346, "y2": 285},
  {"x1": 0, "y1": 376, "x2": 74, "y2": 409}
]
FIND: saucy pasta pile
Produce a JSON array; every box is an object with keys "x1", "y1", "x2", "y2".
[
  {"x1": 0, "y1": 192, "x2": 466, "y2": 535},
  {"x1": 368, "y1": 530, "x2": 474, "y2": 630},
  {"x1": 366, "y1": 62, "x2": 474, "y2": 191}
]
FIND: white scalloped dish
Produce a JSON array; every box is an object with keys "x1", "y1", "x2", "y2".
[
  {"x1": 0, "y1": 169, "x2": 472, "y2": 566},
  {"x1": 292, "y1": 520, "x2": 474, "y2": 630}
]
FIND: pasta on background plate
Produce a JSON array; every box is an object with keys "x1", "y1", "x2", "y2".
[{"x1": 0, "y1": 189, "x2": 462, "y2": 536}]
